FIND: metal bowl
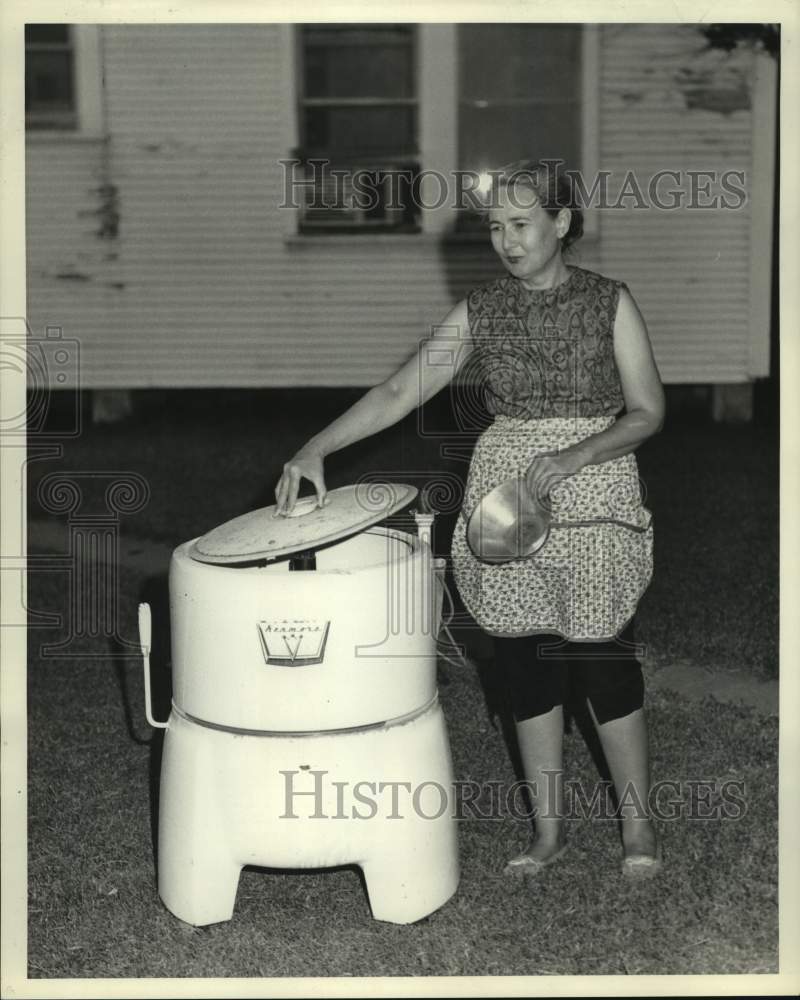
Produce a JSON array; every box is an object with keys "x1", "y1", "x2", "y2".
[{"x1": 466, "y1": 476, "x2": 552, "y2": 564}]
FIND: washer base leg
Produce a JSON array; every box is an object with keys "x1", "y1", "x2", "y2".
[
  {"x1": 361, "y1": 853, "x2": 459, "y2": 925},
  {"x1": 158, "y1": 842, "x2": 242, "y2": 927},
  {"x1": 157, "y1": 717, "x2": 243, "y2": 926}
]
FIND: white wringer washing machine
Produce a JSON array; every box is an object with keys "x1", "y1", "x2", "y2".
[{"x1": 138, "y1": 483, "x2": 460, "y2": 926}]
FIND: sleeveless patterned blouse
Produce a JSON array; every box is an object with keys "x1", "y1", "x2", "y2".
[
  {"x1": 450, "y1": 265, "x2": 653, "y2": 639},
  {"x1": 466, "y1": 266, "x2": 626, "y2": 419}
]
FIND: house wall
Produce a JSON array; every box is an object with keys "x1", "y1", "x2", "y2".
[
  {"x1": 25, "y1": 134, "x2": 120, "y2": 384},
  {"x1": 24, "y1": 23, "x2": 772, "y2": 389},
  {"x1": 597, "y1": 23, "x2": 769, "y2": 384}
]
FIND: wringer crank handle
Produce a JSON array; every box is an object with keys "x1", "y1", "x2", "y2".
[{"x1": 138, "y1": 602, "x2": 169, "y2": 729}]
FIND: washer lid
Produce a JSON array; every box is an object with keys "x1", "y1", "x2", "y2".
[{"x1": 189, "y1": 482, "x2": 419, "y2": 564}]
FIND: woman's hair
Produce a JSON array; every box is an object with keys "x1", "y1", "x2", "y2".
[{"x1": 484, "y1": 158, "x2": 584, "y2": 250}]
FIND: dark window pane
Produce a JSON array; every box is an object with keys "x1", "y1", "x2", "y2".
[
  {"x1": 305, "y1": 42, "x2": 414, "y2": 99},
  {"x1": 459, "y1": 23, "x2": 581, "y2": 102},
  {"x1": 25, "y1": 24, "x2": 71, "y2": 45},
  {"x1": 25, "y1": 24, "x2": 76, "y2": 127},
  {"x1": 458, "y1": 23, "x2": 582, "y2": 175},
  {"x1": 459, "y1": 102, "x2": 580, "y2": 174},
  {"x1": 304, "y1": 25, "x2": 413, "y2": 49},
  {"x1": 304, "y1": 106, "x2": 416, "y2": 163},
  {"x1": 299, "y1": 25, "x2": 418, "y2": 231},
  {"x1": 25, "y1": 50, "x2": 74, "y2": 111}
]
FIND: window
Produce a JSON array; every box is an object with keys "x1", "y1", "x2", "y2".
[
  {"x1": 25, "y1": 24, "x2": 77, "y2": 130},
  {"x1": 456, "y1": 23, "x2": 585, "y2": 232},
  {"x1": 296, "y1": 24, "x2": 421, "y2": 232},
  {"x1": 25, "y1": 24, "x2": 104, "y2": 137}
]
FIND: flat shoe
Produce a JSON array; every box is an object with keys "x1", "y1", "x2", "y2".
[
  {"x1": 621, "y1": 839, "x2": 663, "y2": 879},
  {"x1": 503, "y1": 843, "x2": 568, "y2": 876}
]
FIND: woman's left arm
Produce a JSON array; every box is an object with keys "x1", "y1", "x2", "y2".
[{"x1": 525, "y1": 287, "x2": 665, "y2": 500}]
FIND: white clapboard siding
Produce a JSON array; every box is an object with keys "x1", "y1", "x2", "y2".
[
  {"x1": 90, "y1": 24, "x2": 464, "y2": 387},
  {"x1": 598, "y1": 23, "x2": 758, "y2": 383},
  {"x1": 25, "y1": 137, "x2": 124, "y2": 388},
  {"x1": 25, "y1": 23, "x2": 767, "y2": 388}
]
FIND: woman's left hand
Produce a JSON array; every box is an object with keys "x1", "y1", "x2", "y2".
[{"x1": 524, "y1": 449, "x2": 584, "y2": 507}]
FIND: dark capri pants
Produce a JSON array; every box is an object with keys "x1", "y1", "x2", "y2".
[{"x1": 493, "y1": 620, "x2": 645, "y2": 724}]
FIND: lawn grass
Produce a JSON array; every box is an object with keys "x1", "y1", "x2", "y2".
[
  {"x1": 25, "y1": 390, "x2": 779, "y2": 978},
  {"x1": 26, "y1": 567, "x2": 778, "y2": 978}
]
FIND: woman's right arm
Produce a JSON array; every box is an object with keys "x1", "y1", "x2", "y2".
[{"x1": 274, "y1": 298, "x2": 471, "y2": 514}]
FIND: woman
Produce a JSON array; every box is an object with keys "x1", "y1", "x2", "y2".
[{"x1": 274, "y1": 160, "x2": 665, "y2": 877}]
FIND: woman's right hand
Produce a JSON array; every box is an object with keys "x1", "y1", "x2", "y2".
[{"x1": 274, "y1": 447, "x2": 328, "y2": 516}]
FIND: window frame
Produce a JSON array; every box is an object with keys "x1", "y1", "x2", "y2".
[
  {"x1": 25, "y1": 24, "x2": 77, "y2": 130},
  {"x1": 293, "y1": 23, "x2": 422, "y2": 234},
  {"x1": 25, "y1": 24, "x2": 105, "y2": 139}
]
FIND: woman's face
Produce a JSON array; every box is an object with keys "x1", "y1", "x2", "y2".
[{"x1": 487, "y1": 183, "x2": 568, "y2": 284}]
